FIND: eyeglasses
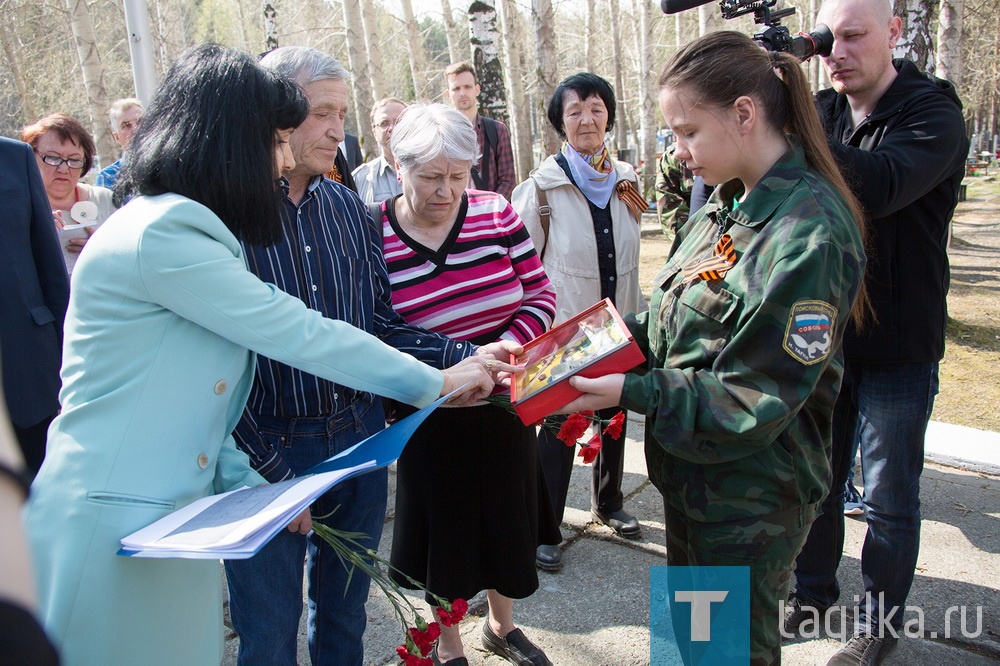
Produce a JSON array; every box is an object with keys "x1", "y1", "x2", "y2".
[
  {"x1": 35, "y1": 152, "x2": 85, "y2": 169},
  {"x1": 373, "y1": 119, "x2": 397, "y2": 130},
  {"x1": 118, "y1": 118, "x2": 142, "y2": 132}
]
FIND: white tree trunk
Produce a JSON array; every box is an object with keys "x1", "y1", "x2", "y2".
[
  {"x1": 698, "y1": 4, "x2": 723, "y2": 35},
  {"x1": 469, "y1": 0, "x2": 507, "y2": 123},
  {"x1": 498, "y1": 0, "x2": 533, "y2": 176},
  {"x1": 638, "y1": 0, "x2": 657, "y2": 195},
  {"x1": 585, "y1": 0, "x2": 596, "y2": 73},
  {"x1": 610, "y1": 0, "x2": 629, "y2": 154},
  {"x1": 262, "y1": 0, "x2": 278, "y2": 52},
  {"x1": 342, "y1": 0, "x2": 376, "y2": 155},
  {"x1": 936, "y1": 0, "x2": 963, "y2": 85},
  {"x1": 893, "y1": 0, "x2": 936, "y2": 71},
  {"x1": 400, "y1": 0, "x2": 429, "y2": 98},
  {"x1": 531, "y1": 0, "x2": 560, "y2": 155},
  {"x1": 0, "y1": 18, "x2": 36, "y2": 123},
  {"x1": 440, "y1": 0, "x2": 464, "y2": 64},
  {"x1": 65, "y1": 0, "x2": 114, "y2": 163},
  {"x1": 360, "y1": 0, "x2": 385, "y2": 100}
]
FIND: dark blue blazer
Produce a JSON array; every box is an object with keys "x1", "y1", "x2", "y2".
[{"x1": 0, "y1": 137, "x2": 69, "y2": 427}]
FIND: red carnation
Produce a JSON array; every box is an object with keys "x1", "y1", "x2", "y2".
[
  {"x1": 603, "y1": 411, "x2": 626, "y2": 440},
  {"x1": 578, "y1": 438, "x2": 602, "y2": 464},
  {"x1": 557, "y1": 411, "x2": 593, "y2": 445},
  {"x1": 396, "y1": 645, "x2": 427, "y2": 666},
  {"x1": 435, "y1": 598, "x2": 469, "y2": 627},
  {"x1": 406, "y1": 623, "x2": 440, "y2": 656}
]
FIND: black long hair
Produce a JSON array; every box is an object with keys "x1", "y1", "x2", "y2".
[{"x1": 114, "y1": 43, "x2": 308, "y2": 245}]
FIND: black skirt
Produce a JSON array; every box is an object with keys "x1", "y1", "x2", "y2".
[{"x1": 389, "y1": 403, "x2": 561, "y2": 603}]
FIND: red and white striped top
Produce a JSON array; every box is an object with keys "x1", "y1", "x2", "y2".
[{"x1": 380, "y1": 190, "x2": 556, "y2": 344}]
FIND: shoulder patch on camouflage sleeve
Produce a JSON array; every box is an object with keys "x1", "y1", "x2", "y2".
[{"x1": 783, "y1": 300, "x2": 838, "y2": 365}]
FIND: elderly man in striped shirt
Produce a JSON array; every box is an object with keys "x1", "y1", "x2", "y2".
[{"x1": 223, "y1": 46, "x2": 513, "y2": 666}]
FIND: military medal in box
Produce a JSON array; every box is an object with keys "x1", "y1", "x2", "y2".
[{"x1": 510, "y1": 298, "x2": 645, "y2": 425}]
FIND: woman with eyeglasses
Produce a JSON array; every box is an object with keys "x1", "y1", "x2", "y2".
[{"x1": 21, "y1": 113, "x2": 116, "y2": 275}]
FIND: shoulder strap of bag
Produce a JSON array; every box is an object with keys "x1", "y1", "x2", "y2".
[
  {"x1": 366, "y1": 201, "x2": 383, "y2": 231},
  {"x1": 534, "y1": 179, "x2": 551, "y2": 261},
  {"x1": 474, "y1": 116, "x2": 500, "y2": 190}
]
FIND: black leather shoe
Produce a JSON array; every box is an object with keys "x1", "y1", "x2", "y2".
[
  {"x1": 782, "y1": 597, "x2": 828, "y2": 639},
  {"x1": 481, "y1": 621, "x2": 553, "y2": 666},
  {"x1": 535, "y1": 544, "x2": 562, "y2": 571},
  {"x1": 826, "y1": 633, "x2": 898, "y2": 665},
  {"x1": 430, "y1": 644, "x2": 469, "y2": 666},
  {"x1": 592, "y1": 508, "x2": 641, "y2": 539}
]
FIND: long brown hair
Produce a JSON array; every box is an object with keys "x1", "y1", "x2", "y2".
[{"x1": 658, "y1": 31, "x2": 870, "y2": 327}]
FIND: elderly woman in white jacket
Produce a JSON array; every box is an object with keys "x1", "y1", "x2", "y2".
[{"x1": 511, "y1": 72, "x2": 647, "y2": 572}]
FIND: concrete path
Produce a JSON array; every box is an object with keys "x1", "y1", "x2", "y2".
[{"x1": 222, "y1": 415, "x2": 1000, "y2": 665}]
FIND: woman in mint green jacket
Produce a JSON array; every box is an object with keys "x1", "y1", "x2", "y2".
[{"x1": 23, "y1": 45, "x2": 498, "y2": 666}]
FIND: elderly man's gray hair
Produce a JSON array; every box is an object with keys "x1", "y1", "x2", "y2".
[
  {"x1": 390, "y1": 103, "x2": 481, "y2": 172},
  {"x1": 108, "y1": 97, "x2": 143, "y2": 129},
  {"x1": 260, "y1": 46, "x2": 350, "y2": 87}
]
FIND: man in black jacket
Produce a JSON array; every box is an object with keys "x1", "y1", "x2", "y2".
[
  {"x1": 783, "y1": 0, "x2": 968, "y2": 664},
  {"x1": 0, "y1": 137, "x2": 69, "y2": 477}
]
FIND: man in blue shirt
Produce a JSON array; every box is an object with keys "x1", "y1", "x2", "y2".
[
  {"x1": 352, "y1": 96, "x2": 407, "y2": 204},
  {"x1": 223, "y1": 47, "x2": 505, "y2": 666},
  {"x1": 95, "y1": 98, "x2": 144, "y2": 189}
]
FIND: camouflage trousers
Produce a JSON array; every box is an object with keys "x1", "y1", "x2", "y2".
[{"x1": 663, "y1": 501, "x2": 813, "y2": 666}]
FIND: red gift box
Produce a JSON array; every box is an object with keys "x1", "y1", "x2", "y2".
[{"x1": 510, "y1": 298, "x2": 646, "y2": 426}]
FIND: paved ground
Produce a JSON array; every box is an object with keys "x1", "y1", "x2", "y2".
[{"x1": 222, "y1": 415, "x2": 1000, "y2": 665}]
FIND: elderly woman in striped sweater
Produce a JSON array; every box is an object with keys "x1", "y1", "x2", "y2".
[{"x1": 370, "y1": 102, "x2": 560, "y2": 666}]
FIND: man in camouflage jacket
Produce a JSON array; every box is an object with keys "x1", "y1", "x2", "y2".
[
  {"x1": 622, "y1": 142, "x2": 865, "y2": 665},
  {"x1": 655, "y1": 144, "x2": 694, "y2": 238}
]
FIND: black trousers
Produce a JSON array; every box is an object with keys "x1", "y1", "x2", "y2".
[{"x1": 537, "y1": 406, "x2": 626, "y2": 522}]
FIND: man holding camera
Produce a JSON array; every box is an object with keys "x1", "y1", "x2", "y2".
[{"x1": 784, "y1": 0, "x2": 968, "y2": 664}]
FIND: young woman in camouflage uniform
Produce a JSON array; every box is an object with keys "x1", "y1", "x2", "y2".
[{"x1": 563, "y1": 31, "x2": 869, "y2": 665}]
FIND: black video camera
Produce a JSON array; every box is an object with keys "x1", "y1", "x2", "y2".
[{"x1": 661, "y1": 0, "x2": 833, "y2": 61}]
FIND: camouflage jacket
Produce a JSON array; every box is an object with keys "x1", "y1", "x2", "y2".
[
  {"x1": 655, "y1": 146, "x2": 694, "y2": 237},
  {"x1": 621, "y1": 143, "x2": 865, "y2": 527}
]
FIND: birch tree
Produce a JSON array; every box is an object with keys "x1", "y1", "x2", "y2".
[
  {"x1": 399, "y1": 0, "x2": 429, "y2": 98},
  {"x1": 470, "y1": 0, "x2": 508, "y2": 123},
  {"x1": 531, "y1": 0, "x2": 559, "y2": 155},
  {"x1": 440, "y1": 0, "x2": 463, "y2": 64},
  {"x1": 65, "y1": 0, "x2": 114, "y2": 162},
  {"x1": 342, "y1": 0, "x2": 376, "y2": 153},
  {"x1": 936, "y1": 0, "x2": 963, "y2": 84},
  {"x1": 638, "y1": 0, "x2": 657, "y2": 194},
  {"x1": 893, "y1": 0, "x2": 936, "y2": 71},
  {"x1": 699, "y1": 4, "x2": 724, "y2": 35},
  {"x1": 585, "y1": 0, "x2": 596, "y2": 73},
  {"x1": 360, "y1": 0, "x2": 385, "y2": 100},
  {"x1": 610, "y1": 0, "x2": 630, "y2": 155},
  {"x1": 263, "y1": 0, "x2": 278, "y2": 52},
  {"x1": 0, "y1": 17, "x2": 36, "y2": 123},
  {"x1": 498, "y1": 0, "x2": 533, "y2": 177}
]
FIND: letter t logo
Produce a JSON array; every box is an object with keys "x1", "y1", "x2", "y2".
[{"x1": 674, "y1": 590, "x2": 729, "y2": 641}]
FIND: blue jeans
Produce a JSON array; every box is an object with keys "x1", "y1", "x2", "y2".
[
  {"x1": 792, "y1": 361, "x2": 938, "y2": 630},
  {"x1": 225, "y1": 398, "x2": 386, "y2": 666}
]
